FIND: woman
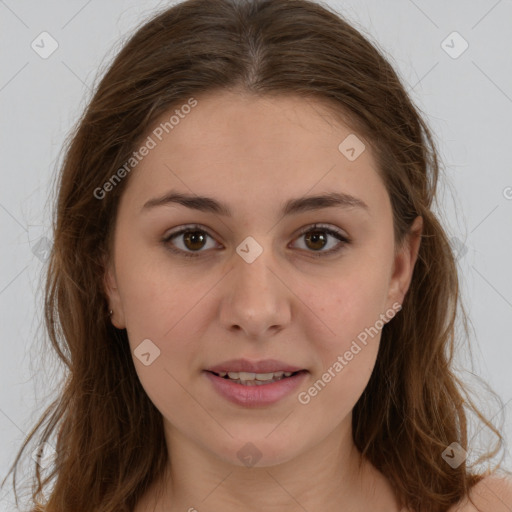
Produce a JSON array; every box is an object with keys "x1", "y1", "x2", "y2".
[{"x1": 3, "y1": 0, "x2": 511, "y2": 511}]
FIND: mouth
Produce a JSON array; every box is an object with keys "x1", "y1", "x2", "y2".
[
  {"x1": 206, "y1": 369, "x2": 307, "y2": 386},
  {"x1": 204, "y1": 368, "x2": 309, "y2": 406}
]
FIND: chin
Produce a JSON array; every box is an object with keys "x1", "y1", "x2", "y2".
[{"x1": 208, "y1": 431, "x2": 305, "y2": 469}]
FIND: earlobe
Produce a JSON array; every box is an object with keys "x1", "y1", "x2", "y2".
[
  {"x1": 103, "y1": 257, "x2": 126, "y2": 329},
  {"x1": 387, "y1": 216, "x2": 423, "y2": 307}
]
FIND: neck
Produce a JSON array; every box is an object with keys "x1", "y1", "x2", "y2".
[{"x1": 136, "y1": 415, "x2": 401, "y2": 512}]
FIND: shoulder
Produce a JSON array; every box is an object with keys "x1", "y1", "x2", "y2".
[{"x1": 448, "y1": 474, "x2": 512, "y2": 512}]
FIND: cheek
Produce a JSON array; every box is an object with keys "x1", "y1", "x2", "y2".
[
  {"x1": 295, "y1": 258, "x2": 392, "y2": 351},
  {"x1": 120, "y1": 267, "x2": 205, "y2": 421},
  {"x1": 297, "y1": 281, "x2": 385, "y2": 419},
  {"x1": 114, "y1": 244, "x2": 211, "y2": 377},
  {"x1": 114, "y1": 237, "x2": 200, "y2": 340},
  {"x1": 304, "y1": 348, "x2": 378, "y2": 426},
  {"x1": 291, "y1": 255, "x2": 391, "y2": 408}
]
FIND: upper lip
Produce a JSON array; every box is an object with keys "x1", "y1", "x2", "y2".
[{"x1": 206, "y1": 358, "x2": 305, "y2": 374}]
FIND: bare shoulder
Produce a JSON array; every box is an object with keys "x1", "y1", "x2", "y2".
[{"x1": 448, "y1": 474, "x2": 512, "y2": 512}]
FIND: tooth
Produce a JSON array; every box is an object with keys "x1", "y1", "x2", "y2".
[
  {"x1": 250, "y1": 380, "x2": 267, "y2": 386},
  {"x1": 254, "y1": 372, "x2": 275, "y2": 381},
  {"x1": 223, "y1": 370, "x2": 295, "y2": 382},
  {"x1": 238, "y1": 371, "x2": 256, "y2": 380}
]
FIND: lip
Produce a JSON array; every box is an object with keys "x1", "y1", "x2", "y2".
[
  {"x1": 206, "y1": 358, "x2": 305, "y2": 374},
  {"x1": 204, "y1": 369, "x2": 308, "y2": 407}
]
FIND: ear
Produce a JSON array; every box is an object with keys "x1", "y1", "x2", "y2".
[
  {"x1": 103, "y1": 254, "x2": 127, "y2": 329},
  {"x1": 386, "y1": 216, "x2": 423, "y2": 309}
]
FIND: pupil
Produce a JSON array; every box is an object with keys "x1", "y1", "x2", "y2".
[
  {"x1": 183, "y1": 230, "x2": 327, "y2": 252},
  {"x1": 184, "y1": 231, "x2": 205, "y2": 250},
  {"x1": 306, "y1": 230, "x2": 326, "y2": 250}
]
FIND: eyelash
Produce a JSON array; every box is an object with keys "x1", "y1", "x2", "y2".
[{"x1": 161, "y1": 223, "x2": 351, "y2": 259}]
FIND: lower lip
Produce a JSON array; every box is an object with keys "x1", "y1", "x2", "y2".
[{"x1": 204, "y1": 370, "x2": 308, "y2": 407}]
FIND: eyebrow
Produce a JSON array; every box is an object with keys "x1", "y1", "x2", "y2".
[{"x1": 141, "y1": 190, "x2": 369, "y2": 216}]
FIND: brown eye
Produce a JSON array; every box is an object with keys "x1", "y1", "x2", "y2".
[
  {"x1": 163, "y1": 225, "x2": 218, "y2": 258},
  {"x1": 292, "y1": 224, "x2": 350, "y2": 257},
  {"x1": 163, "y1": 223, "x2": 350, "y2": 259},
  {"x1": 304, "y1": 230, "x2": 328, "y2": 251},
  {"x1": 182, "y1": 230, "x2": 207, "y2": 251}
]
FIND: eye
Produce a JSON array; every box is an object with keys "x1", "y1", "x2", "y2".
[
  {"x1": 162, "y1": 223, "x2": 350, "y2": 258},
  {"x1": 290, "y1": 223, "x2": 350, "y2": 258},
  {"x1": 162, "y1": 224, "x2": 218, "y2": 258}
]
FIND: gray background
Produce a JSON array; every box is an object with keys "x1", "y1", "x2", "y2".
[{"x1": 1, "y1": 0, "x2": 511, "y2": 509}]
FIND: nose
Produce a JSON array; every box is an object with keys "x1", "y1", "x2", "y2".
[{"x1": 218, "y1": 244, "x2": 292, "y2": 339}]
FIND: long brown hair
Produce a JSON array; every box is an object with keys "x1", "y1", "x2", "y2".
[{"x1": 2, "y1": 0, "x2": 507, "y2": 510}]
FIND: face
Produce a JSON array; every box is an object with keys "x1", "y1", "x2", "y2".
[{"x1": 104, "y1": 90, "x2": 422, "y2": 468}]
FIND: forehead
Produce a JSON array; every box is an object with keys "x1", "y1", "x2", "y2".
[
  {"x1": 119, "y1": 91, "x2": 389, "y2": 220},
  {"x1": 152, "y1": 91, "x2": 368, "y2": 168}
]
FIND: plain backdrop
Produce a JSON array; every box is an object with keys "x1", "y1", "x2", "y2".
[{"x1": 1, "y1": 0, "x2": 511, "y2": 509}]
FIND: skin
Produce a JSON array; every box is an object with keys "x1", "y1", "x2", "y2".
[{"x1": 104, "y1": 88, "x2": 428, "y2": 511}]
